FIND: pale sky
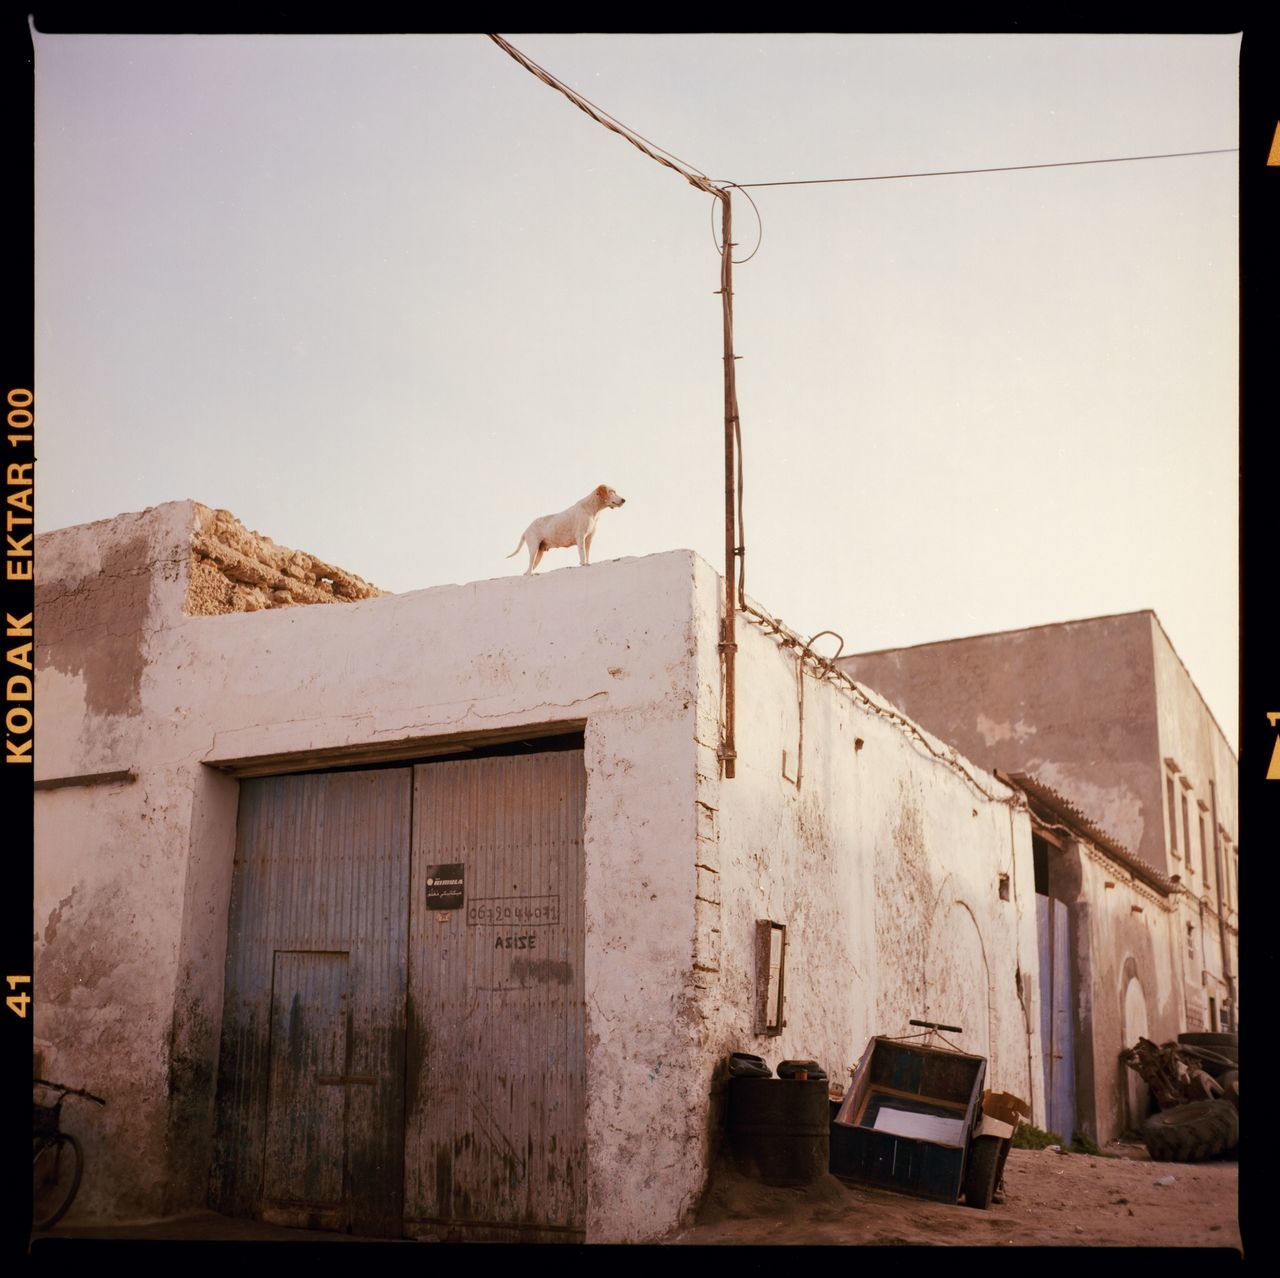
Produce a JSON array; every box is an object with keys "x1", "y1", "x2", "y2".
[{"x1": 33, "y1": 32, "x2": 1240, "y2": 746}]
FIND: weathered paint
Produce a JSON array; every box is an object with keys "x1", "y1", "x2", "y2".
[
  {"x1": 1149, "y1": 619, "x2": 1238, "y2": 1029},
  {"x1": 1036, "y1": 895, "x2": 1076, "y2": 1139},
  {"x1": 404, "y1": 752, "x2": 587, "y2": 1239},
  {"x1": 36, "y1": 508, "x2": 706, "y2": 1237},
  {"x1": 834, "y1": 611, "x2": 1238, "y2": 1133},
  {"x1": 837, "y1": 611, "x2": 1236, "y2": 885},
  {"x1": 211, "y1": 769, "x2": 410, "y2": 1236},
  {"x1": 1063, "y1": 834, "x2": 1182, "y2": 1143},
  {"x1": 688, "y1": 556, "x2": 1045, "y2": 1149}
]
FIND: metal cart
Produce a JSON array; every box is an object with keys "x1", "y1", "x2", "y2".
[{"x1": 830, "y1": 1021, "x2": 1027, "y2": 1208}]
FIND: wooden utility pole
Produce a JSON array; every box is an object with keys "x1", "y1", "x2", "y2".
[
  {"x1": 486, "y1": 37, "x2": 746, "y2": 779},
  {"x1": 719, "y1": 188, "x2": 739, "y2": 779}
]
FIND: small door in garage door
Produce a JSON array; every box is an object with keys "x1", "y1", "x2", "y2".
[
  {"x1": 403, "y1": 751, "x2": 587, "y2": 1241},
  {"x1": 211, "y1": 769, "x2": 412, "y2": 1237}
]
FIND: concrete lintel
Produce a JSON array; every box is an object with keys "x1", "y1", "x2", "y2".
[{"x1": 34, "y1": 769, "x2": 136, "y2": 791}]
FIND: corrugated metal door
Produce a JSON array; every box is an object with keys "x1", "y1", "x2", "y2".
[
  {"x1": 403, "y1": 751, "x2": 587, "y2": 1241},
  {"x1": 212, "y1": 769, "x2": 412, "y2": 1236}
]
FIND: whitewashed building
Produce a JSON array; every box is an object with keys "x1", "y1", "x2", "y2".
[{"x1": 35, "y1": 501, "x2": 1047, "y2": 1241}]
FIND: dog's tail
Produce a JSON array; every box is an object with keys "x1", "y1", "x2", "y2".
[{"x1": 505, "y1": 535, "x2": 526, "y2": 560}]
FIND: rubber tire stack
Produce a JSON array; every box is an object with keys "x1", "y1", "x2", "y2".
[
  {"x1": 1142, "y1": 1099, "x2": 1239, "y2": 1162},
  {"x1": 1176, "y1": 1031, "x2": 1238, "y2": 1079},
  {"x1": 1219, "y1": 1069, "x2": 1240, "y2": 1111}
]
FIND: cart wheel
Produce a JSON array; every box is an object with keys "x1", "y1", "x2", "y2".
[{"x1": 963, "y1": 1135, "x2": 1002, "y2": 1209}]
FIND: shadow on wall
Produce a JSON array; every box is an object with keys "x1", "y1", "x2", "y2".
[{"x1": 923, "y1": 897, "x2": 992, "y2": 1063}]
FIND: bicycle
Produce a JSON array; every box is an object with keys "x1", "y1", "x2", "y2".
[{"x1": 32, "y1": 1078, "x2": 106, "y2": 1230}]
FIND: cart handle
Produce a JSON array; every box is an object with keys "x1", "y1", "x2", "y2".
[{"x1": 909, "y1": 1019, "x2": 963, "y2": 1034}]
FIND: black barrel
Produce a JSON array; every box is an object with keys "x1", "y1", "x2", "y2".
[{"x1": 727, "y1": 1076, "x2": 830, "y2": 1186}]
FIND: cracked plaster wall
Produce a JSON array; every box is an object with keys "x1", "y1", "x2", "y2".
[
  {"x1": 34, "y1": 502, "x2": 388, "y2": 1220},
  {"x1": 35, "y1": 504, "x2": 199, "y2": 1219},
  {"x1": 1063, "y1": 840, "x2": 1182, "y2": 1144},
  {"x1": 692, "y1": 555, "x2": 1046, "y2": 1141},
  {"x1": 35, "y1": 512, "x2": 707, "y2": 1240},
  {"x1": 35, "y1": 501, "x2": 382, "y2": 783}
]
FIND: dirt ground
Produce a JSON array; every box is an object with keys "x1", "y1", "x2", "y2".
[
  {"x1": 29, "y1": 1141, "x2": 1240, "y2": 1255},
  {"x1": 666, "y1": 1140, "x2": 1241, "y2": 1251}
]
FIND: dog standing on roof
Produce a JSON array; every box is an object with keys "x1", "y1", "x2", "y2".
[{"x1": 507, "y1": 484, "x2": 626, "y2": 575}]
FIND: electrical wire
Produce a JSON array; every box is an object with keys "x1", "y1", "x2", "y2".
[
  {"x1": 728, "y1": 184, "x2": 763, "y2": 263},
  {"x1": 739, "y1": 597, "x2": 1026, "y2": 808},
  {"x1": 721, "y1": 147, "x2": 1237, "y2": 189},
  {"x1": 489, "y1": 33, "x2": 706, "y2": 175},
  {"x1": 488, "y1": 34, "x2": 719, "y2": 196},
  {"x1": 711, "y1": 183, "x2": 764, "y2": 263}
]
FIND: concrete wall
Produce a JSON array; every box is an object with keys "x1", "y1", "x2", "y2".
[
  {"x1": 838, "y1": 614, "x2": 1167, "y2": 877},
  {"x1": 689, "y1": 564, "x2": 1045, "y2": 1134}
]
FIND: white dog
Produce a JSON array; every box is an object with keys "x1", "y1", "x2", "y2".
[{"x1": 507, "y1": 484, "x2": 626, "y2": 575}]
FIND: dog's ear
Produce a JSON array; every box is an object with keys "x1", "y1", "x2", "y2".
[{"x1": 596, "y1": 484, "x2": 609, "y2": 498}]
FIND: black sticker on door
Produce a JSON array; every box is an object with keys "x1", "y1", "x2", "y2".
[{"x1": 425, "y1": 864, "x2": 464, "y2": 910}]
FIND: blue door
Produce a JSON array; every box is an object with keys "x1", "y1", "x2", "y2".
[{"x1": 1036, "y1": 894, "x2": 1076, "y2": 1141}]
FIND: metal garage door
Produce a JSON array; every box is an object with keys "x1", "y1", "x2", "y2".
[
  {"x1": 210, "y1": 769, "x2": 412, "y2": 1236},
  {"x1": 211, "y1": 748, "x2": 586, "y2": 1240},
  {"x1": 403, "y1": 752, "x2": 587, "y2": 1241}
]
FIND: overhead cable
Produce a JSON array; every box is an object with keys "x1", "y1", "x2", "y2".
[
  {"x1": 711, "y1": 182, "x2": 763, "y2": 263},
  {"x1": 740, "y1": 599, "x2": 1024, "y2": 808},
  {"x1": 488, "y1": 34, "x2": 720, "y2": 196},
  {"x1": 724, "y1": 147, "x2": 1239, "y2": 189}
]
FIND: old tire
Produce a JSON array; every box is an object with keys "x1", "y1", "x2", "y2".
[
  {"x1": 1142, "y1": 1100, "x2": 1238, "y2": 1162},
  {"x1": 963, "y1": 1135, "x2": 1002, "y2": 1209},
  {"x1": 1220, "y1": 1071, "x2": 1239, "y2": 1111},
  {"x1": 1184, "y1": 1049, "x2": 1237, "y2": 1078},
  {"x1": 1178, "y1": 1032, "x2": 1237, "y2": 1051},
  {"x1": 777, "y1": 1059, "x2": 827, "y2": 1081}
]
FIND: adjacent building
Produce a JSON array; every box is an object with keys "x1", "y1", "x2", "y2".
[{"x1": 838, "y1": 613, "x2": 1239, "y2": 1142}]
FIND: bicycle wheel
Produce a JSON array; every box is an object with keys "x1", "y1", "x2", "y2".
[{"x1": 33, "y1": 1133, "x2": 83, "y2": 1230}]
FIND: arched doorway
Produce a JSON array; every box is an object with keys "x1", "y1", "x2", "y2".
[{"x1": 1121, "y1": 971, "x2": 1150, "y2": 1132}]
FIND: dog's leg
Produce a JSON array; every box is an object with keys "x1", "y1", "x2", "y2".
[
  {"x1": 583, "y1": 530, "x2": 595, "y2": 565},
  {"x1": 527, "y1": 541, "x2": 546, "y2": 575}
]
